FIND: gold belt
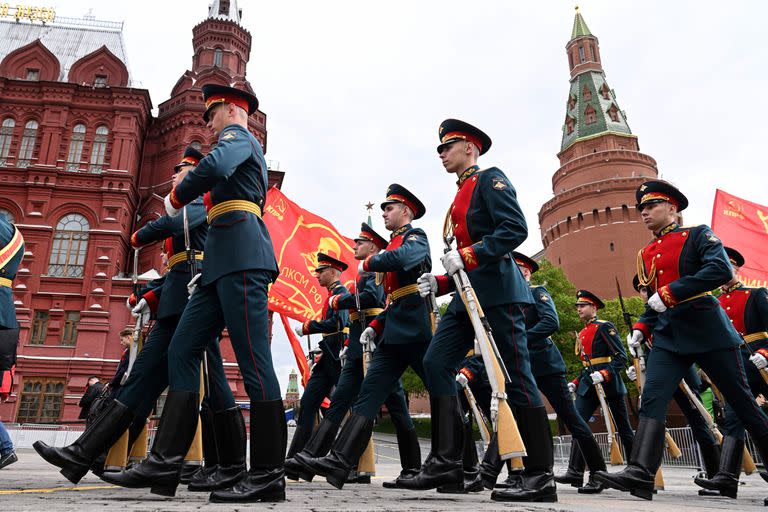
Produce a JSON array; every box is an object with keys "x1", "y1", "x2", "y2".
[
  {"x1": 166, "y1": 251, "x2": 203, "y2": 270},
  {"x1": 673, "y1": 291, "x2": 712, "y2": 307},
  {"x1": 582, "y1": 356, "x2": 612, "y2": 366},
  {"x1": 387, "y1": 284, "x2": 419, "y2": 303},
  {"x1": 322, "y1": 327, "x2": 350, "y2": 338},
  {"x1": 349, "y1": 308, "x2": 384, "y2": 321},
  {"x1": 207, "y1": 200, "x2": 262, "y2": 224},
  {"x1": 0, "y1": 277, "x2": 11, "y2": 288},
  {"x1": 745, "y1": 332, "x2": 768, "y2": 344}
]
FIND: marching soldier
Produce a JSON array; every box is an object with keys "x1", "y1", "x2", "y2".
[
  {"x1": 594, "y1": 180, "x2": 768, "y2": 500},
  {"x1": 554, "y1": 290, "x2": 633, "y2": 491},
  {"x1": 409, "y1": 119, "x2": 555, "y2": 503},
  {"x1": 695, "y1": 247, "x2": 768, "y2": 498},
  {"x1": 496, "y1": 255, "x2": 606, "y2": 496},
  {"x1": 0, "y1": 213, "x2": 23, "y2": 471},
  {"x1": 627, "y1": 275, "x2": 722, "y2": 487},
  {"x1": 36, "y1": 147, "x2": 238, "y2": 491},
  {"x1": 298, "y1": 184, "x2": 432, "y2": 490},
  {"x1": 285, "y1": 223, "x2": 420, "y2": 487},
  {"x1": 287, "y1": 253, "x2": 349, "y2": 465}
]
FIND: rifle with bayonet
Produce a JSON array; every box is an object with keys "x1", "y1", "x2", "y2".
[
  {"x1": 581, "y1": 348, "x2": 623, "y2": 465},
  {"x1": 355, "y1": 275, "x2": 376, "y2": 475}
]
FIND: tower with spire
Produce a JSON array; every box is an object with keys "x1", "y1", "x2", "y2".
[{"x1": 537, "y1": 8, "x2": 659, "y2": 298}]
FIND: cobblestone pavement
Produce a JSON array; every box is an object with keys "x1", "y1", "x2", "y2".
[{"x1": 2, "y1": 434, "x2": 767, "y2": 511}]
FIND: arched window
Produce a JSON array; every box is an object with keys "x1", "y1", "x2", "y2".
[
  {"x1": 0, "y1": 118, "x2": 14, "y2": 166},
  {"x1": 214, "y1": 48, "x2": 223, "y2": 67},
  {"x1": 89, "y1": 125, "x2": 108, "y2": 172},
  {"x1": 48, "y1": 214, "x2": 90, "y2": 278},
  {"x1": 66, "y1": 124, "x2": 86, "y2": 171},
  {"x1": 0, "y1": 208, "x2": 15, "y2": 223},
  {"x1": 190, "y1": 140, "x2": 202, "y2": 150},
  {"x1": 17, "y1": 120, "x2": 38, "y2": 168}
]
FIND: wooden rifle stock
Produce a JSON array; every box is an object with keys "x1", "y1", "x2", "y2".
[
  {"x1": 357, "y1": 342, "x2": 376, "y2": 474},
  {"x1": 128, "y1": 422, "x2": 148, "y2": 461},
  {"x1": 184, "y1": 362, "x2": 206, "y2": 464}
]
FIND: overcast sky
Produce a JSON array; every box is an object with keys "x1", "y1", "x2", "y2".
[{"x1": 44, "y1": 0, "x2": 768, "y2": 395}]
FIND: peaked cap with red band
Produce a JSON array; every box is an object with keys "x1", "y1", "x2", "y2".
[
  {"x1": 635, "y1": 180, "x2": 688, "y2": 212},
  {"x1": 724, "y1": 246, "x2": 745, "y2": 267},
  {"x1": 174, "y1": 145, "x2": 205, "y2": 173},
  {"x1": 437, "y1": 118, "x2": 492, "y2": 156},
  {"x1": 201, "y1": 84, "x2": 259, "y2": 123},
  {"x1": 512, "y1": 251, "x2": 539, "y2": 274},
  {"x1": 315, "y1": 252, "x2": 348, "y2": 273},
  {"x1": 354, "y1": 222, "x2": 388, "y2": 250},
  {"x1": 575, "y1": 289, "x2": 605, "y2": 309},
  {"x1": 380, "y1": 183, "x2": 426, "y2": 220}
]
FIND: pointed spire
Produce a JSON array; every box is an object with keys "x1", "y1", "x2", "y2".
[
  {"x1": 571, "y1": 6, "x2": 592, "y2": 40},
  {"x1": 208, "y1": 0, "x2": 241, "y2": 24}
]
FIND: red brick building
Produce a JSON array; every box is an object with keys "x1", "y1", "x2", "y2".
[
  {"x1": 0, "y1": 1, "x2": 283, "y2": 424},
  {"x1": 538, "y1": 10, "x2": 659, "y2": 298}
]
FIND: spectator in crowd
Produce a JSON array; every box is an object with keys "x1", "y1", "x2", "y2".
[{"x1": 78, "y1": 376, "x2": 105, "y2": 421}]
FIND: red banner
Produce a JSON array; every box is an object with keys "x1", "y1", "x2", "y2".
[
  {"x1": 264, "y1": 188, "x2": 357, "y2": 321},
  {"x1": 711, "y1": 189, "x2": 768, "y2": 288}
]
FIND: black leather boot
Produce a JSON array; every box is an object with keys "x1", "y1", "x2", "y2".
[
  {"x1": 287, "y1": 419, "x2": 339, "y2": 482},
  {"x1": 694, "y1": 436, "x2": 743, "y2": 498},
  {"x1": 187, "y1": 406, "x2": 220, "y2": 488},
  {"x1": 695, "y1": 439, "x2": 722, "y2": 494},
  {"x1": 298, "y1": 413, "x2": 374, "y2": 490},
  {"x1": 578, "y1": 437, "x2": 606, "y2": 494},
  {"x1": 189, "y1": 406, "x2": 247, "y2": 491},
  {"x1": 34, "y1": 399, "x2": 134, "y2": 484},
  {"x1": 491, "y1": 406, "x2": 557, "y2": 503},
  {"x1": 209, "y1": 400, "x2": 287, "y2": 503},
  {"x1": 284, "y1": 423, "x2": 313, "y2": 480},
  {"x1": 554, "y1": 442, "x2": 585, "y2": 488},
  {"x1": 594, "y1": 416, "x2": 665, "y2": 500},
  {"x1": 384, "y1": 427, "x2": 422, "y2": 489},
  {"x1": 479, "y1": 434, "x2": 503, "y2": 489},
  {"x1": 100, "y1": 391, "x2": 199, "y2": 496},
  {"x1": 398, "y1": 395, "x2": 463, "y2": 490},
  {"x1": 180, "y1": 463, "x2": 202, "y2": 483},
  {"x1": 438, "y1": 414, "x2": 481, "y2": 494}
]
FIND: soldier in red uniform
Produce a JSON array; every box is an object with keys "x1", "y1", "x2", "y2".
[
  {"x1": 695, "y1": 246, "x2": 768, "y2": 498},
  {"x1": 594, "y1": 180, "x2": 768, "y2": 500}
]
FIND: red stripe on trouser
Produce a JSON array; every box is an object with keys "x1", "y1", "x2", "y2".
[
  {"x1": 730, "y1": 346, "x2": 768, "y2": 432},
  {"x1": 510, "y1": 304, "x2": 532, "y2": 407},
  {"x1": 243, "y1": 271, "x2": 266, "y2": 400}
]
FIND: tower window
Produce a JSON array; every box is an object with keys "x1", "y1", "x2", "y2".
[
  {"x1": 565, "y1": 117, "x2": 575, "y2": 135},
  {"x1": 584, "y1": 105, "x2": 596, "y2": 125},
  {"x1": 568, "y1": 94, "x2": 576, "y2": 110},
  {"x1": 94, "y1": 75, "x2": 108, "y2": 88},
  {"x1": 600, "y1": 83, "x2": 611, "y2": 99},
  {"x1": 214, "y1": 48, "x2": 223, "y2": 67},
  {"x1": 610, "y1": 242, "x2": 615, "y2": 252},
  {"x1": 608, "y1": 105, "x2": 620, "y2": 123},
  {"x1": 582, "y1": 85, "x2": 592, "y2": 101},
  {"x1": 26, "y1": 68, "x2": 40, "y2": 80},
  {"x1": 578, "y1": 46, "x2": 586, "y2": 63}
]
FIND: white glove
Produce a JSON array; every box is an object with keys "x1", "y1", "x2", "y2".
[
  {"x1": 164, "y1": 194, "x2": 181, "y2": 218},
  {"x1": 339, "y1": 346, "x2": 348, "y2": 366},
  {"x1": 357, "y1": 261, "x2": 369, "y2": 276},
  {"x1": 294, "y1": 326, "x2": 304, "y2": 338},
  {"x1": 567, "y1": 382, "x2": 577, "y2": 394},
  {"x1": 131, "y1": 298, "x2": 150, "y2": 324},
  {"x1": 187, "y1": 273, "x2": 201, "y2": 297},
  {"x1": 626, "y1": 365, "x2": 637, "y2": 382},
  {"x1": 751, "y1": 353, "x2": 768, "y2": 370},
  {"x1": 627, "y1": 330, "x2": 644, "y2": 358},
  {"x1": 455, "y1": 372, "x2": 469, "y2": 388},
  {"x1": 648, "y1": 292, "x2": 668, "y2": 313},
  {"x1": 360, "y1": 327, "x2": 377, "y2": 352},
  {"x1": 125, "y1": 297, "x2": 133, "y2": 310},
  {"x1": 417, "y1": 273, "x2": 437, "y2": 297},
  {"x1": 590, "y1": 370, "x2": 605, "y2": 384},
  {"x1": 441, "y1": 249, "x2": 465, "y2": 276}
]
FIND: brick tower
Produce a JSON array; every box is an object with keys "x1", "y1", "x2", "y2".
[{"x1": 538, "y1": 8, "x2": 659, "y2": 298}]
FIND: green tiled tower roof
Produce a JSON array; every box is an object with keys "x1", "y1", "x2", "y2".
[{"x1": 571, "y1": 7, "x2": 592, "y2": 39}]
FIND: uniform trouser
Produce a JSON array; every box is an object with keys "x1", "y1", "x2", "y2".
[
  {"x1": 296, "y1": 353, "x2": 340, "y2": 429},
  {"x1": 423, "y1": 303, "x2": 542, "y2": 408},
  {"x1": 168, "y1": 270, "x2": 280, "y2": 401},
  {"x1": 575, "y1": 389, "x2": 634, "y2": 455},
  {"x1": 325, "y1": 356, "x2": 413, "y2": 431},
  {"x1": 117, "y1": 315, "x2": 235, "y2": 416},
  {"x1": 641, "y1": 346, "x2": 768, "y2": 441},
  {"x1": 351, "y1": 344, "x2": 429, "y2": 419},
  {"x1": 537, "y1": 372, "x2": 595, "y2": 447},
  {"x1": 721, "y1": 350, "x2": 768, "y2": 440}
]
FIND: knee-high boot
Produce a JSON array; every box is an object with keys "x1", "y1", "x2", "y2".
[
  {"x1": 188, "y1": 406, "x2": 247, "y2": 491},
  {"x1": 593, "y1": 416, "x2": 666, "y2": 500},
  {"x1": 554, "y1": 442, "x2": 586, "y2": 487},
  {"x1": 694, "y1": 436, "x2": 743, "y2": 498},
  {"x1": 383, "y1": 427, "x2": 422, "y2": 488},
  {"x1": 209, "y1": 400, "x2": 287, "y2": 503},
  {"x1": 34, "y1": 399, "x2": 134, "y2": 484},
  {"x1": 287, "y1": 418, "x2": 339, "y2": 482},
  {"x1": 397, "y1": 395, "x2": 463, "y2": 490},
  {"x1": 100, "y1": 391, "x2": 200, "y2": 496}
]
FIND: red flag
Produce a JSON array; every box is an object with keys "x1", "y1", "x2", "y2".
[
  {"x1": 711, "y1": 189, "x2": 768, "y2": 287},
  {"x1": 263, "y1": 188, "x2": 358, "y2": 321}
]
